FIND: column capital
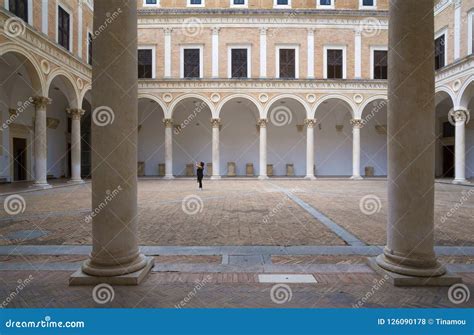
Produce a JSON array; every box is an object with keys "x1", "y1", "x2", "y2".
[
  {"x1": 33, "y1": 96, "x2": 52, "y2": 108},
  {"x1": 304, "y1": 118, "x2": 317, "y2": 128},
  {"x1": 450, "y1": 109, "x2": 470, "y2": 124},
  {"x1": 211, "y1": 27, "x2": 220, "y2": 35},
  {"x1": 259, "y1": 27, "x2": 268, "y2": 35},
  {"x1": 354, "y1": 27, "x2": 362, "y2": 36},
  {"x1": 307, "y1": 27, "x2": 315, "y2": 35},
  {"x1": 454, "y1": 0, "x2": 462, "y2": 9},
  {"x1": 350, "y1": 119, "x2": 364, "y2": 129},
  {"x1": 67, "y1": 108, "x2": 85, "y2": 120},
  {"x1": 211, "y1": 118, "x2": 221, "y2": 128},
  {"x1": 257, "y1": 118, "x2": 268, "y2": 128},
  {"x1": 163, "y1": 118, "x2": 173, "y2": 128},
  {"x1": 163, "y1": 27, "x2": 173, "y2": 35}
]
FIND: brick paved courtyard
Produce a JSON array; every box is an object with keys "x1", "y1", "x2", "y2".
[{"x1": 0, "y1": 179, "x2": 473, "y2": 308}]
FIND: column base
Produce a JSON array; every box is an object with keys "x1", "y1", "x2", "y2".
[
  {"x1": 211, "y1": 175, "x2": 221, "y2": 180},
  {"x1": 69, "y1": 256, "x2": 154, "y2": 286},
  {"x1": 452, "y1": 178, "x2": 468, "y2": 185},
  {"x1": 67, "y1": 179, "x2": 85, "y2": 184},
  {"x1": 350, "y1": 175, "x2": 363, "y2": 180},
  {"x1": 163, "y1": 175, "x2": 175, "y2": 180},
  {"x1": 368, "y1": 257, "x2": 461, "y2": 287},
  {"x1": 304, "y1": 175, "x2": 316, "y2": 180},
  {"x1": 30, "y1": 182, "x2": 52, "y2": 189},
  {"x1": 258, "y1": 175, "x2": 269, "y2": 180}
]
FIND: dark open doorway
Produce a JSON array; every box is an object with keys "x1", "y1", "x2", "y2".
[
  {"x1": 13, "y1": 137, "x2": 27, "y2": 181},
  {"x1": 442, "y1": 145, "x2": 454, "y2": 178}
]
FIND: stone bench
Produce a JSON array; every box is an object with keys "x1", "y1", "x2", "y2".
[
  {"x1": 246, "y1": 163, "x2": 254, "y2": 177},
  {"x1": 286, "y1": 164, "x2": 294, "y2": 177},
  {"x1": 137, "y1": 162, "x2": 145, "y2": 177},
  {"x1": 186, "y1": 164, "x2": 195, "y2": 177},
  {"x1": 267, "y1": 164, "x2": 273, "y2": 177},
  {"x1": 158, "y1": 163, "x2": 165, "y2": 177},
  {"x1": 206, "y1": 163, "x2": 213, "y2": 177},
  {"x1": 227, "y1": 162, "x2": 236, "y2": 177}
]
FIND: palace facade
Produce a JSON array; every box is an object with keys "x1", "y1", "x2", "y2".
[{"x1": 0, "y1": 0, "x2": 473, "y2": 185}]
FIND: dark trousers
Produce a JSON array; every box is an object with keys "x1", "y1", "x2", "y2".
[{"x1": 198, "y1": 177, "x2": 203, "y2": 189}]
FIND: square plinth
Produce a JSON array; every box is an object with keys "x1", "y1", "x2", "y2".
[
  {"x1": 69, "y1": 257, "x2": 154, "y2": 286},
  {"x1": 368, "y1": 257, "x2": 462, "y2": 287}
]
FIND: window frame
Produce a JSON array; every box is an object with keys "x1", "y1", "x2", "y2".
[
  {"x1": 275, "y1": 44, "x2": 299, "y2": 79},
  {"x1": 56, "y1": 2, "x2": 73, "y2": 52},
  {"x1": 187, "y1": 0, "x2": 205, "y2": 7},
  {"x1": 143, "y1": 0, "x2": 160, "y2": 7},
  {"x1": 138, "y1": 45, "x2": 156, "y2": 79},
  {"x1": 6, "y1": 0, "x2": 33, "y2": 25},
  {"x1": 468, "y1": 9, "x2": 474, "y2": 55},
  {"x1": 317, "y1": 0, "x2": 334, "y2": 9},
  {"x1": 273, "y1": 0, "x2": 291, "y2": 9},
  {"x1": 359, "y1": 0, "x2": 376, "y2": 10},
  {"x1": 323, "y1": 45, "x2": 347, "y2": 79},
  {"x1": 434, "y1": 28, "x2": 448, "y2": 70},
  {"x1": 227, "y1": 44, "x2": 251, "y2": 79},
  {"x1": 370, "y1": 46, "x2": 388, "y2": 80},
  {"x1": 87, "y1": 29, "x2": 93, "y2": 66},
  {"x1": 230, "y1": 0, "x2": 247, "y2": 8},
  {"x1": 180, "y1": 45, "x2": 204, "y2": 79}
]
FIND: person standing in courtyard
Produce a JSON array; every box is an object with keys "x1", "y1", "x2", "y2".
[{"x1": 196, "y1": 161, "x2": 205, "y2": 190}]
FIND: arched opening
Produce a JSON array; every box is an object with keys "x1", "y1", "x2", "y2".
[
  {"x1": 0, "y1": 50, "x2": 43, "y2": 182},
  {"x1": 171, "y1": 96, "x2": 213, "y2": 176},
  {"x1": 434, "y1": 90, "x2": 455, "y2": 178},
  {"x1": 81, "y1": 89, "x2": 92, "y2": 178},
  {"x1": 360, "y1": 98, "x2": 388, "y2": 177},
  {"x1": 138, "y1": 97, "x2": 166, "y2": 176},
  {"x1": 218, "y1": 96, "x2": 260, "y2": 176},
  {"x1": 46, "y1": 74, "x2": 77, "y2": 180},
  {"x1": 313, "y1": 97, "x2": 354, "y2": 176},
  {"x1": 265, "y1": 96, "x2": 309, "y2": 177},
  {"x1": 458, "y1": 81, "x2": 474, "y2": 179}
]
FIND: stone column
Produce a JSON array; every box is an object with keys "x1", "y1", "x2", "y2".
[
  {"x1": 163, "y1": 118, "x2": 174, "y2": 179},
  {"x1": 258, "y1": 118, "x2": 268, "y2": 179},
  {"x1": 211, "y1": 118, "x2": 221, "y2": 179},
  {"x1": 70, "y1": 0, "x2": 153, "y2": 285},
  {"x1": 259, "y1": 28, "x2": 268, "y2": 78},
  {"x1": 67, "y1": 108, "x2": 85, "y2": 183},
  {"x1": 307, "y1": 28, "x2": 315, "y2": 79},
  {"x1": 372, "y1": 0, "x2": 459, "y2": 286},
  {"x1": 164, "y1": 28, "x2": 172, "y2": 78},
  {"x1": 350, "y1": 119, "x2": 363, "y2": 180},
  {"x1": 32, "y1": 96, "x2": 51, "y2": 189},
  {"x1": 305, "y1": 119, "x2": 316, "y2": 179},
  {"x1": 211, "y1": 27, "x2": 220, "y2": 78},
  {"x1": 452, "y1": 109, "x2": 469, "y2": 184}
]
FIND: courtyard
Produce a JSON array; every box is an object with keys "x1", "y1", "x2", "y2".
[{"x1": 0, "y1": 179, "x2": 473, "y2": 308}]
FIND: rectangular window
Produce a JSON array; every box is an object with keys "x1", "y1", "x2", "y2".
[
  {"x1": 363, "y1": 0, "x2": 374, "y2": 5},
  {"x1": 326, "y1": 49, "x2": 343, "y2": 79},
  {"x1": 58, "y1": 6, "x2": 71, "y2": 51},
  {"x1": 138, "y1": 49, "x2": 153, "y2": 79},
  {"x1": 8, "y1": 0, "x2": 28, "y2": 22},
  {"x1": 233, "y1": 0, "x2": 245, "y2": 4},
  {"x1": 183, "y1": 49, "x2": 201, "y2": 78},
  {"x1": 320, "y1": 0, "x2": 331, "y2": 5},
  {"x1": 231, "y1": 49, "x2": 248, "y2": 78},
  {"x1": 189, "y1": 0, "x2": 203, "y2": 5},
  {"x1": 279, "y1": 49, "x2": 296, "y2": 79},
  {"x1": 274, "y1": 0, "x2": 290, "y2": 7},
  {"x1": 373, "y1": 50, "x2": 387, "y2": 79},
  {"x1": 435, "y1": 35, "x2": 445, "y2": 70},
  {"x1": 88, "y1": 33, "x2": 93, "y2": 66},
  {"x1": 146, "y1": 0, "x2": 157, "y2": 4}
]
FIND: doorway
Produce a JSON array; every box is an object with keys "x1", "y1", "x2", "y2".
[
  {"x1": 13, "y1": 137, "x2": 27, "y2": 181},
  {"x1": 442, "y1": 145, "x2": 454, "y2": 178}
]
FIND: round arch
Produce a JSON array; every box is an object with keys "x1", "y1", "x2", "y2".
[
  {"x1": 358, "y1": 95, "x2": 388, "y2": 119},
  {"x1": 138, "y1": 93, "x2": 168, "y2": 118},
  {"x1": 169, "y1": 93, "x2": 215, "y2": 118},
  {"x1": 216, "y1": 94, "x2": 263, "y2": 119},
  {"x1": 263, "y1": 94, "x2": 311, "y2": 119},
  {"x1": 0, "y1": 43, "x2": 45, "y2": 95},
  {"x1": 80, "y1": 84, "x2": 92, "y2": 107},
  {"x1": 312, "y1": 94, "x2": 357, "y2": 119},
  {"x1": 45, "y1": 69, "x2": 80, "y2": 108},
  {"x1": 435, "y1": 86, "x2": 456, "y2": 107},
  {"x1": 456, "y1": 76, "x2": 474, "y2": 108}
]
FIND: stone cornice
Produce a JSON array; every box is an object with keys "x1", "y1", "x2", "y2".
[{"x1": 435, "y1": 55, "x2": 474, "y2": 83}]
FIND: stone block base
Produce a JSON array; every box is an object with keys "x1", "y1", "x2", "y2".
[
  {"x1": 67, "y1": 179, "x2": 85, "y2": 184},
  {"x1": 69, "y1": 256, "x2": 154, "y2": 286},
  {"x1": 30, "y1": 183, "x2": 52, "y2": 189},
  {"x1": 368, "y1": 257, "x2": 462, "y2": 287}
]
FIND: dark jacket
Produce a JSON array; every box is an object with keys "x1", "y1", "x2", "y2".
[{"x1": 197, "y1": 166, "x2": 204, "y2": 179}]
